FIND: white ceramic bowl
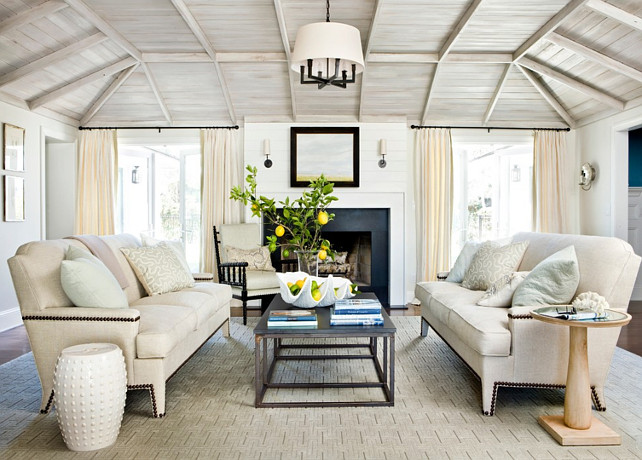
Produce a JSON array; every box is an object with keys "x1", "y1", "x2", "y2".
[{"x1": 276, "y1": 272, "x2": 356, "y2": 308}]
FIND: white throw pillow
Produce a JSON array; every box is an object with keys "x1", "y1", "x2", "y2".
[
  {"x1": 478, "y1": 271, "x2": 529, "y2": 307},
  {"x1": 224, "y1": 245, "x2": 276, "y2": 272},
  {"x1": 121, "y1": 244, "x2": 195, "y2": 296},
  {"x1": 141, "y1": 234, "x2": 191, "y2": 273},
  {"x1": 60, "y1": 246, "x2": 128, "y2": 308},
  {"x1": 446, "y1": 241, "x2": 482, "y2": 283},
  {"x1": 461, "y1": 240, "x2": 529, "y2": 291},
  {"x1": 512, "y1": 245, "x2": 580, "y2": 306}
]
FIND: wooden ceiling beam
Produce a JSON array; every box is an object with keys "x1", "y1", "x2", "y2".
[
  {"x1": 359, "y1": 0, "x2": 384, "y2": 121},
  {"x1": 586, "y1": 0, "x2": 642, "y2": 32},
  {"x1": 63, "y1": 0, "x2": 142, "y2": 61},
  {"x1": 142, "y1": 52, "x2": 212, "y2": 63},
  {"x1": 0, "y1": 33, "x2": 107, "y2": 88},
  {"x1": 420, "y1": 63, "x2": 443, "y2": 124},
  {"x1": 547, "y1": 32, "x2": 642, "y2": 84},
  {"x1": 483, "y1": 64, "x2": 512, "y2": 125},
  {"x1": 518, "y1": 57, "x2": 624, "y2": 110},
  {"x1": 439, "y1": 0, "x2": 484, "y2": 60},
  {"x1": 0, "y1": 0, "x2": 68, "y2": 35},
  {"x1": 140, "y1": 62, "x2": 172, "y2": 123},
  {"x1": 513, "y1": 0, "x2": 588, "y2": 62},
  {"x1": 170, "y1": 0, "x2": 236, "y2": 124},
  {"x1": 273, "y1": 0, "x2": 297, "y2": 121},
  {"x1": 80, "y1": 63, "x2": 138, "y2": 125},
  {"x1": 29, "y1": 57, "x2": 137, "y2": 110},
  {"x1": 367, "y1": 53, "x2": 513, "y2": 63},
  {"x1": 517, "y1": 65, "x2": 576, "y2": 128}
]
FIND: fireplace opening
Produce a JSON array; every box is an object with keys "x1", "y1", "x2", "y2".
[{"x1": 318, "y1": 231, "x2": 371, "y2": 286}]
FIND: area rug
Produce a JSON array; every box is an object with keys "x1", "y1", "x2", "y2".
[{"x1": 1, "y1": 317, "x2": 641, "y2": 459}]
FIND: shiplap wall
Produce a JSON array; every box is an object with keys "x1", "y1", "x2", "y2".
[{"x1": 243, "y1": 122, "x2": 416, "y2": 304}]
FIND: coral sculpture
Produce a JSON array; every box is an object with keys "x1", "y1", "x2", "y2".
[{"x1": 572, "y1": 291, "x2": 609, "y2": 317}]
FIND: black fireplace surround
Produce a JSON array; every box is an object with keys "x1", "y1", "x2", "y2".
[{"x1": 263, "y1": 208, "x2": 390, "y2": 305}]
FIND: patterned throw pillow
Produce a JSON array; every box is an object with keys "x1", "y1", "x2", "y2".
[
  {"x1": 477, "y1": 271, "x2": 529, "y2": 307},
  {"x1": 461, "y1": 241, "x2": 529, "y2": 291},
  {"x1": 121, "y1": 244, "x2": 195, "y2": 296},
  {"x1": 141, "y1": 234, "x2": 191, "y2": 273},
  {"x1": 224, "y1": 246, "x2": 275, "y2": 271}
]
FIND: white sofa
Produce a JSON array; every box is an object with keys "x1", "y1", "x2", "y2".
[
  {"x1": 8, "y1": 234, "x2": 232, "y2": 418},
  {"x1": 415, "y1": 232, "x2": 640, "y2": 416}
]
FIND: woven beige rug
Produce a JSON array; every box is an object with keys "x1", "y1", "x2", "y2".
[{"x1": 1, "y1": 317, "x2": 641, "y2": 459}]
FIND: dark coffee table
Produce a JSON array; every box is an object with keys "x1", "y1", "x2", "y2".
[{"x1": 253, "y1": 292, "x2": 396, "y2": 408}]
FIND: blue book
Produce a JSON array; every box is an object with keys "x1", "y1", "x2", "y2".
[
  {"x1": 334, "y1": 299, "x2": 382, "y2": 310},
  {"x1": 269, "y1": 310, "x2": 317, "y2": 321},
  {"x1": 330, "y1": 318, "x2": 384, "y2": 326},
  {"x1": 330, "y1": 308, "x2": 382, "y2": 315}
]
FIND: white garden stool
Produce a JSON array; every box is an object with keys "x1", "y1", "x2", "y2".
[{"x1": 53, "y1": 343, "x2": 127, "y2": 451}]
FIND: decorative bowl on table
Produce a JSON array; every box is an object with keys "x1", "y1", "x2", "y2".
[{"x1": 276, "y1": 272, "x2": 356, "y2": 308}]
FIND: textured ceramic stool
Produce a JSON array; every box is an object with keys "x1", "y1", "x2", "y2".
[{"x1": 53, "y1": 343, "x2": 127, "y2": 451}]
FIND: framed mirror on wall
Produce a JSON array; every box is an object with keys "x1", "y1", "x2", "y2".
[
  {"x1": 4, "y1": 124, "x2": 25, "y2": 172},
  {"x1": 4, "y1": 175, "x2": 25, "y2": 222},
  {"x1": 290, "y1": 127, "x2": 359, "y2": 187}
]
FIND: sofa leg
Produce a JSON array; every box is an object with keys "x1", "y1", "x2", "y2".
[
  {"x1": 40, "y1": 389, "x2": 55, "y2": 414},
  {"x1": 591, "y1": 385, "x2": 606, "y2": 411},
  {"x1": 222, "y1": 319, "x2": 230, "y2": 338},
  {"x1": 129, "y1": 383, "x2": 165, "y2": 418},
  {"x1": 481, "y1": 382, "x2": 497, "y2": 416},
  {"x1": 420, "y1": 318, "x2": 429, "y2": 337}
]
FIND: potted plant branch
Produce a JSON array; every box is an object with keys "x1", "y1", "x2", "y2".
[{"x1": 230, "y1": 165, "x2": 338, "y2": 275}]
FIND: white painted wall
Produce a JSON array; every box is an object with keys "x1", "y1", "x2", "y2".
[
  {"x1": 45, "y1": 142, "x2": 76, "y2": 239},
  {"x1": 243, "y1": 123, "x2": 416, "y2": 305},
  {"x1": 0, "y1": 101, "x2": 77, "y2": 332}
]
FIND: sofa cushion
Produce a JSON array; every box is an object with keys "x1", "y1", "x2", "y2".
[
  {"x1": 185, "y1": 282, "x2": 233, "y2": 307},
  {"x1": 462, "y1": 241, "x2": 529, "y2": 291},
  {"x1": 135, "y1": 305, "x2": 198, "y2": 358},
  {"x1": 448, "y1": 304, "x2": 512, "y2": 357},
  {"x1": 512, "y1": 245, "x2": 580, "y2": 306},
  {"x1": 121, "y1": 243, "x2": 195, "y2": 296},
  {"x1": 133, "y1": 291, "x2": 216, "y2": 330},
  {"x1": 416, "y1": 281, "x2": 485, "y2": 326},
  {"x1": 60, "y1": 246, "x2": 128, "y2": 309}
]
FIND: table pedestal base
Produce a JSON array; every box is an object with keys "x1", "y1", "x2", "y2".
[{"x1": 538, "y1": 415, "x2": 621, "y2": 446}]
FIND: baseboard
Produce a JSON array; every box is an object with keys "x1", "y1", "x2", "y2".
[
  {"x1": 0, "y1": 307, "x2": 23, "y2": 333},
  {"x1": 631, "y1": 287, "x2": 642, "y2": 302}
]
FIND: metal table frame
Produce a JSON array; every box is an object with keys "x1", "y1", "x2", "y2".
[{"x1": 253, "y1": 294, "x2": 396, "y2": 408}]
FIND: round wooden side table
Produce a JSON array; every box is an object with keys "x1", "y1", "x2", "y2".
[{"x1": 531, "y1": 307, "x2": 631, "y2": 446}]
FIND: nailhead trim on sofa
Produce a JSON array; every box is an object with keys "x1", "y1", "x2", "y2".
[
  {"x1": 23, "y1": 315, "x2": 140, "y2": 322},
  {"x1": 128, "y1": 384, "x2": 163, "y2": 418},
  {"x1": 507, "y1": 313, "x2": 533, "y2": 320}
]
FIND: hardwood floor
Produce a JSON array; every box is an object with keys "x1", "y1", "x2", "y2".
[{"x1": 0, "y1": 302, "x2": 638, "y2": 366}]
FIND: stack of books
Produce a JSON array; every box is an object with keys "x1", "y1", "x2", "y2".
[
  {"x1": 330, "y1": 298, "x2": 384, "y2": 326},
  {"x1": 267, "y1": 310, "x2": 318, "y2": 328}
]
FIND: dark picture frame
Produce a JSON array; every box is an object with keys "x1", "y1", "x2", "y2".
[
  {"x1": 3, "y1": 123, "x2": 25, "y2": 172},
  {"x1": 290, "y1": 127, "x2": 359, "y2": 187},
  {"x1": 4, "y1": 175, "x2": 25, "y2": 222}
]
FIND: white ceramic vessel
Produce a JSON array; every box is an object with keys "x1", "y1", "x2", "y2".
[
  {"x1": 276, "y1": 271, "x2": 356, "y2": 308},
  {"x1": 53, "y1": 343, "x2": 127, "y2": 451}
]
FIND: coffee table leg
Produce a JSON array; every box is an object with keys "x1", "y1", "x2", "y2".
[
  {"x1": 255, "y1": 335, "x2": 262, "y2": 407},
  {"x1": 565, "y1": 326, "x2": 592, "y2": 429},
  {"x1": 383, "y1": 337, "x2": 388, "y2": 384},
  {"x1": 390, "y1": 335, "x2": 395, "y2": 404}
]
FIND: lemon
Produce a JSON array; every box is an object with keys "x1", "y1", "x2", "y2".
[
  {"x1": 251, "y1": 203, "x2": 259, "y2": 212},
  {"x1": 318, "y1": 249, "x2": 327, "y2": 261},
  {"x1": 283, "y1": 249, "x2": 289, "y2": 258},
  {"x1": 287, "y1": 282, "x2": 293, "y2": 288},
  {"x1": 275, "y1": 225, "x2": 285, "y2": 237},
  {"x1": 296, "y1": 278, "x2": 306, "y2": 289},
  {"x1": 312, "y1": 289, "x2": 322, "y2": 301},
  {"x1": 317, "y1": 211, "x2": 329, "y2": 225}
]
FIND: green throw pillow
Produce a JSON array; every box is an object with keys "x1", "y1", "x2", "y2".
[{"x1": 512, "y1": 245, "x2": 580, "y2": 306}]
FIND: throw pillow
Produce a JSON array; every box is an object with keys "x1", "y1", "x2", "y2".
[
  {"x1": 446, "y1": 241, "x2": 482, "y2": 283},
  {"x1": 224, "y1": 245, "x2": 276, "y2": 271},
  {"x1": 141, "y1": 234, "x2": 191, "y2": 273},
  {"x1": 60, "y1": 246, "x2": 129, "y2": 308},
  {"x1": 478, "y1": 271, "x2": 529, "y2": 307},
  {"x1": 121, "y1": 244, "x2": 195, "y2": 296},
  {"x1": 512, "y1": 245, "x2": 580, "y2": 306},
  {"x1": 461, "y1": 240, "x2": 529, "y2": 291}
]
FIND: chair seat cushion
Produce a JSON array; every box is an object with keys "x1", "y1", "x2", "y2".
[
  {"x1": 244, "y1": 270, "x2": 280, "y2": 290},
  {"x1": 135, "y1": 305, "x2": 197, "y2": 358}
]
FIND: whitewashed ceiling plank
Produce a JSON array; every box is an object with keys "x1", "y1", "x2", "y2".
[
  {"x1": 439, "y1": 0, "x2": 483, "y2": 59},
  {"x1": 483, "y1": 63, "x2": 512, "y2": 125},
  {"x1": 273, "y1": 0, "x2": 296, "y2": 121},
  {"x1": 516, "y1": 65, "x2": 575, "y2": 127},
  {"x1": 140, "y1": 61, "x2": 171, "y2": 123},
  {"x1": 586, "y1": 0, "x2": 642, "y2": 32},
  {"x1": 80, "y1": 62, "x2": 137, "y2": 124},
  {"x1": 0, "y1": 0, "x2": 67, "y2": 35},
  {"x1": 420, "y1": 62, "x2": 443, "y2": 124},
  {"x1": 358, "y1": 0, "x2": 383, "y2": 121}
]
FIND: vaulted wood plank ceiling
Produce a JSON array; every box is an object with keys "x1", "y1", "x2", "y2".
[{"x1": 0, "y1": 0, "x2": 641, "y2": 128}]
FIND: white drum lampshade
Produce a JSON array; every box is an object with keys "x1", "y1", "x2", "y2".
[{"x1": 291, "y1": 22, "x2": 364, "y2": 85}]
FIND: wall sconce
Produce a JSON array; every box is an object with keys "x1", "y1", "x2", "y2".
[
  {"x1": 378, "y1": 139, "x2": 387, "y2": 168},
  {"x1": 132, "y1": 166, "x2": 140, "y2": 184},
  {"x1": 263, "y1": 139, "x2": 273, "y2": 168},
  {"x1": 511, "y1": 164, "x2": 521, "y2": 182},
  {"x1": 579, "y1": 162, "x2": 596, "y2": 191}
]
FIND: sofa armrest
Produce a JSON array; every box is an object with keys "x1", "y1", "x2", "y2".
[{"x1": 192, "y1": 272, "x2": 214, "y2": 282}]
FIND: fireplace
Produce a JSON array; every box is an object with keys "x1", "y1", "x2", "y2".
[{"x1": 264, "y1": 208, "x2": 390, "y2": 305}]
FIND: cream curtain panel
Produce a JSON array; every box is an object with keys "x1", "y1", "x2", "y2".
[
  {"x1": 74, "y1": 129, "x2": 118, "y2": 235},
  {"x1": 533, "y1": 130, "x2": 570, "y2": 233},
  {"x1": 200, "y1": 128, "x2": 243, "y2": 273},
  {"x1": 415, "y1": 128, "x2": 453, "y2": 281}
]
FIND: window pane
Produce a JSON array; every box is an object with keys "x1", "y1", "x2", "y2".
[
  {"x1": 117, "y1": 147, "x2": 150, "y2": 236},
  {"x1": 154, "y1": 153, "x2": 181, "y2": 241},
  {"x1": 184, "y1": 152, "x2": 201, "y2": 272}
]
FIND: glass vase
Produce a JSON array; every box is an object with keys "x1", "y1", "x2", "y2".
[{"x1": 295, "y1": 250, "x2": 319, "y2": 277}]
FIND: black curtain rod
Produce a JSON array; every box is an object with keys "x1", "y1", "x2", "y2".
[
  {"x1": 410, "y1": 125, "x2": 570, "y2": 132},
  {"x1": 78, "y1": 125, "x2": 239, "y2": 131}
]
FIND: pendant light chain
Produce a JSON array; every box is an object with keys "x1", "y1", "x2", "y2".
[{"x1": 326, "y1": 0, "x2": 330, "y2": 22}]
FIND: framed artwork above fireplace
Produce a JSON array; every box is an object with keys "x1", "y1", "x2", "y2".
[{"x1": 290, "y1": 127, "x2": 359, "y2": 187}]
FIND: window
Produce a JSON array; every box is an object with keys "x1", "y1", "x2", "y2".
[
  {"x1": 451, "y1": 132, "x2": 533, "y2": 259},
  {"x1": 117, "y1": 144, "x2": 201, "y2": 271}
]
